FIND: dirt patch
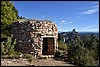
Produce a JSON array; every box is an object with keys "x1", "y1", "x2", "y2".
[{"x1": 1, "y1": 58, "x2": 74, "y2": 66}]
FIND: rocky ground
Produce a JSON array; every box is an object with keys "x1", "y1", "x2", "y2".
[{"x1": 1, "y1": 58, "x2": 75, "y2": 66}]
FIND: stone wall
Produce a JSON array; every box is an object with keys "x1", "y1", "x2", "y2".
[{"x1": 12, "y1": 19, "x2": 58, "y2": 57}]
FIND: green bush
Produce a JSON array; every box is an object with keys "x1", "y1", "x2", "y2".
[
  {"x1": 77, "y1": 50, "x2": 95, "y2": 66},
  {"x1": 1, "y1": 55, "x2": 9, "y2": 59},
  {"x1": 58, "y1": 41, "x2": 67, "y2": 51},
  {"x1": 0, "y1": 36, "x2": 23, "y2": 59},
  {"x1": 1, "y1": 37, "x2": 16, "y2": 55},
  {"x1": 54, "y1": 51, "x2": 61, "y2": 57},
  {"x1": 23, "y1": 54, "x2": 33, "y2": 62},
  {"x1": 9, "y1": 53, "x2": 21, "y2": 59},
  {"x1": 67, "y1": 44, "x2": 96, "y2": 66},
  {"x1": 14, "y1": 55, "x2": 20, "y2": 59},
  {"x1": 1, "y1": 52, "x2": 22, "y2": 59}
]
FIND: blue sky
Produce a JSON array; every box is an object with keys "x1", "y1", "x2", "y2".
[{"x1": 11, "y1": 1, "x2": 99, "y2": 32}]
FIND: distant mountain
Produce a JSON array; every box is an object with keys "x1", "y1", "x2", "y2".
[
  {"x1": 78, "y1": 32, "x2": 99, "y2": 37},
  {"x1": 59, "y1": 31, "x2": 99, "y2": 37},
  {"x1": 58, "y1": 31, "x2": 99, "y2": 43}
]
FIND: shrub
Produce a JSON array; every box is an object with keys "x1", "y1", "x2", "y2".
[
  {"x1": 1, "y1": 37, "x2": 16, "y2": 55},
  {"x1": 23, "y1": 54, "x2": 33, "y2": 62},
  {"x1": 9, "y1": 54, "x2": 15, "y2": 59},
  {"x1": 58, "y1": 41, "x2": 67, "y2": 51},
  {"x1": 1, "y1": 55, "x2": 9, "y2": 59},
  {"x1": 76, "y1": 50, "x2": 96, "y2": 66},
  {"x1": 67, "y1": 44, "x2": 96, "y2": 66},
  {"x1": 1, "y1": 37, "x2": 23, "y2": 59},
  {"x1": 14, "y1": 55, "x2": 20, "y2": 59},
  {"x1": 54, "y1": 51, "x2": 61, "y2": 57}
]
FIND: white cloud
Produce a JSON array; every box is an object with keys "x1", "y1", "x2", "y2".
[
  {"x1": 93, "y1": 5, "x2": 99, "y2": 8},
  {"x1": 85, "y1": 26, "x2": 93, "y2": 28},
  {"x1": 77, "y1": 26, "x2": 99, "y2": 32},
  {"x1": 82, "y1": 26, "x2": 94, "y2": 29},
  {"x1": 64, "y1": 22, "x2": 73, "y2": 25},
  {"x1": 80, "y1": 8, "x2": 98, "y2": 15},
  {"x1": 60, "y1": 20, "x2": 66, "y2": 24},
  {"x1": 68, "y1": 22, "x2": 73, "y2": 23},
  {"x1": 80, "y1": 2, "x2": 99, "y2": 15},
  {"x1": 62, "y1": 20, "x2": 66, "y2": 23},
  {"x1": 65, "y1": 21, "x2": 74, "y2": 25},
  {"x1": 60, "y1": 20, "x2": 74, "y2": 25},
  {"x1": 92, "y1": 2, "x2": 99, "y2": 8}
]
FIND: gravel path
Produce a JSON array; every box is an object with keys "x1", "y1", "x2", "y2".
[
  {"x1": 1, "y1": 58, "x2": 33, "y2": 66},
  {"x1": 1, "y1": 58, "x2": 74, "y2": 66}
]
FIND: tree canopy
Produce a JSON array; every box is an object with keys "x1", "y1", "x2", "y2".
[
  {"x1": 58, "y1": 29, "x2": 99, "y2": 66},
  {"x1": 1, "y1": 1, "x2": 18, "y2": 39}
]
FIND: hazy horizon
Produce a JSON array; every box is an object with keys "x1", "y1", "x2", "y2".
[{"x1": 58, "y1": 30, "x2": 99, "y2": 33}]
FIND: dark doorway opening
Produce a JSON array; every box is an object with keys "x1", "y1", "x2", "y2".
[{"x1": 42, "y1": 38, "x2": 55, "y2": 55}]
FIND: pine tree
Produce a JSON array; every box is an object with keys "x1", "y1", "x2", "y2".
[
  {"x1": 1, "y1": 1, "x2": 18, "y2": 39},
  {"x1": 67, "y1": 29, "x2": 96, "y2": 66}
]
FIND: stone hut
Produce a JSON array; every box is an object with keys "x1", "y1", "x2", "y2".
[{"x1": 12, "y1": 19, "x2": 58, "y2": 57}]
